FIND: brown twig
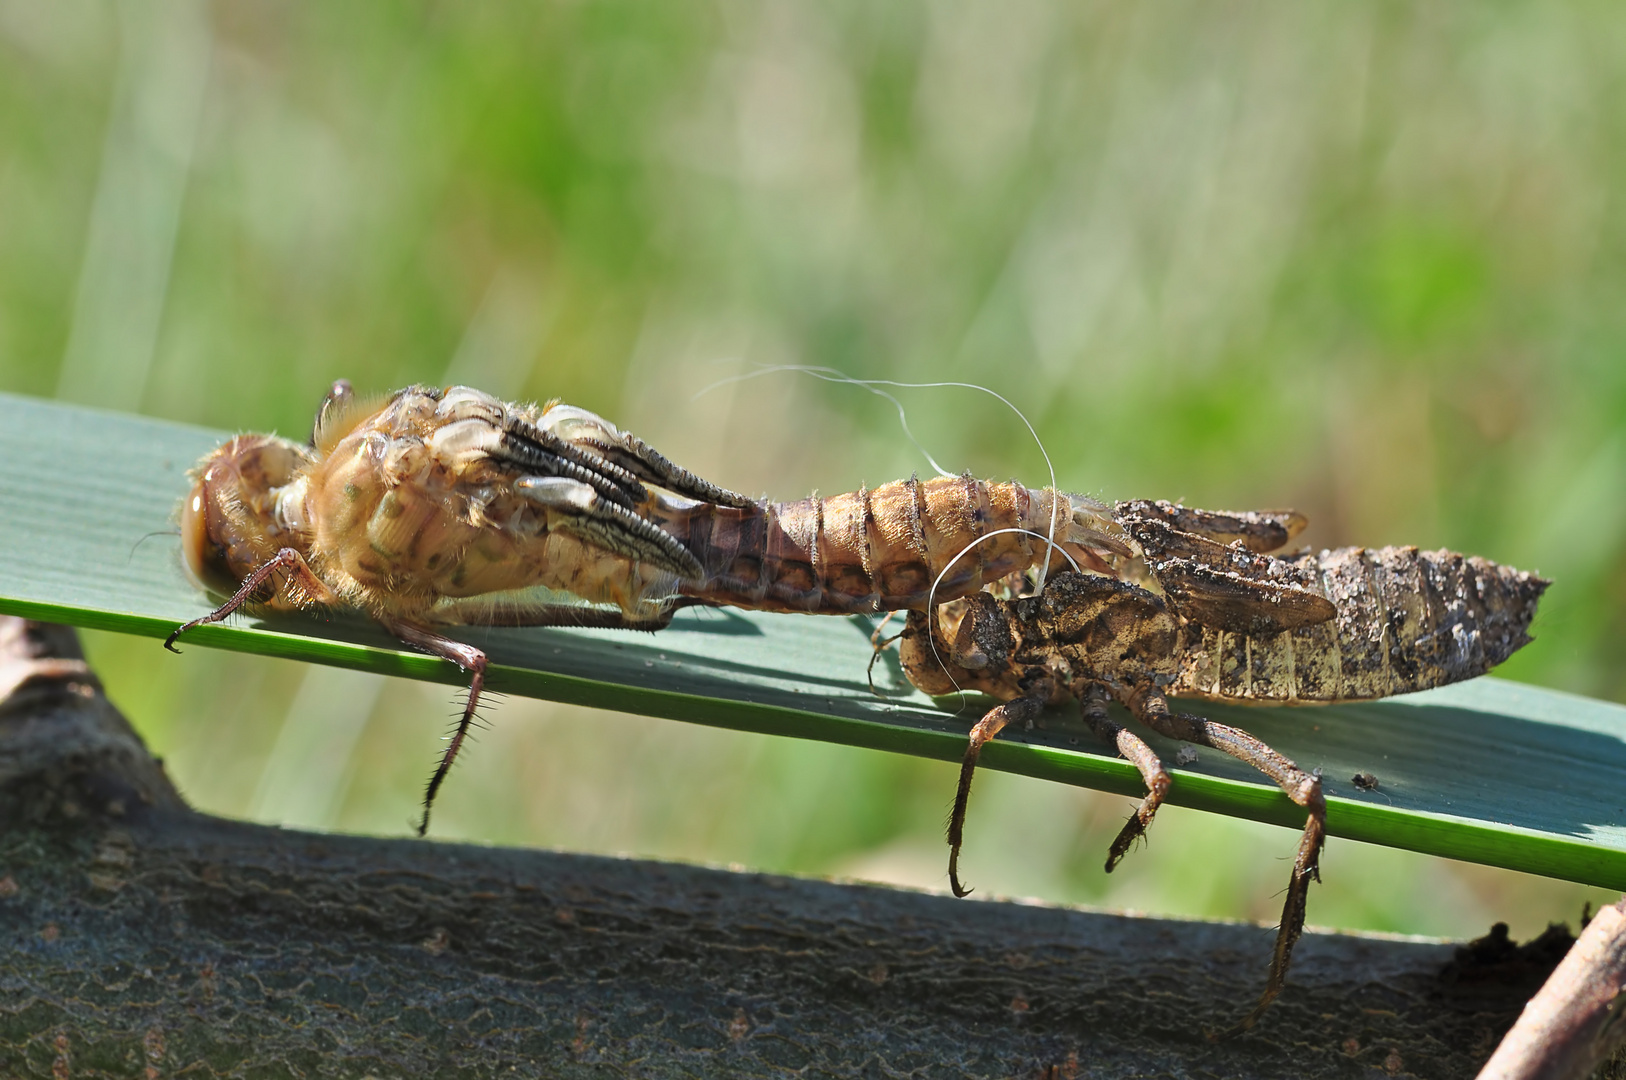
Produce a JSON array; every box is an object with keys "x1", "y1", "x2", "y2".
[{"x1": 1476, "y1": 900, "x2": 1626, "y2": 1080}]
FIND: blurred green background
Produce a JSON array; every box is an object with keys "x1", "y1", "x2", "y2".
[{"x1": 3, "y1": 2, "x2": 1622, "y2": 941}]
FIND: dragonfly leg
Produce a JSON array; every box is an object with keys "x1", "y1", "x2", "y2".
[
  {"x1": 385, "y1": 620, "x2": 490, "y2": 838},
  {"x1": 946, "y1": 689, "x2": 1048, "y2": 898},
  {"x1": 390, "y1": 603, "x2": 688, "y2": 835},
  {"x1": 865, "y1": 610, "x2": 905, "y2": 696},
  {"x1": 165, "y1": 547, "x2": 336, "y2": 653},
  {"x1": 1078, "y1": 683, "x2": 1171, "y2": 872},
  {"x1": 1120, "y1": 682, "x2": 1325, "y2": 1035}
]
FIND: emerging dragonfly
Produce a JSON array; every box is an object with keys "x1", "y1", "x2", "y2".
[
  {"x1": 900, "y1": 498, "x2": 1549, "y2": 1032},
  {"x1": 170, "y1": 381, "x2": 1123, "y2": 830}
]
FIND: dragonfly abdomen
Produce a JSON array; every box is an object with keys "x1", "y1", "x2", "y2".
[{"x1": 670, "y1": 476, "x2": 1122, "y2": 614}]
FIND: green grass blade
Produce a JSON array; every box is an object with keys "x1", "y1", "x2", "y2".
[{"x1": 3, "y1": 391, "x2": 1624, "y2": 889}]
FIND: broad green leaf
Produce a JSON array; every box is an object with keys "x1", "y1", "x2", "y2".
[{"x1": 2, "y1": 391, "x2": 1624, "y2": 890}]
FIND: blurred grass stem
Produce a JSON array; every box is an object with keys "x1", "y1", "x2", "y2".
[{"x1": 56, "y1": 0, "x2": 210, "y2": 411}]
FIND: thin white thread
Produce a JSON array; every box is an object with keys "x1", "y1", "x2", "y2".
[
  {"x1": 129, "y1": 527, "x2": 181, "y2": 564},
  {"x1": 693, "y1": 364, "x2": 1065, "y2": 591}
]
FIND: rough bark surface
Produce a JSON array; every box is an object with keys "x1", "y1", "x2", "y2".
[{"x1": 0, "y1": 617, "x2": 1585, "y2": 1078}]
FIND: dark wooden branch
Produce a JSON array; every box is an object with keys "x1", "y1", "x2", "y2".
[{"x1": 0, "y1": 616, "x2": 1590, "y2": 1077}]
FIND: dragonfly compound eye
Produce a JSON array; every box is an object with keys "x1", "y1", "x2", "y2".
[
  {"x1": 180, "y1": 435, "x2": 314, "y2": 599},
  {"x1": 180, "y1": 468, "x2": 242, "y2": 599}
]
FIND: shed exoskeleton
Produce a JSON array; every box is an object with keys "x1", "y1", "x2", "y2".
[{"x1": 900, "y1": 500, "x2": 1548, "y2": 1032}]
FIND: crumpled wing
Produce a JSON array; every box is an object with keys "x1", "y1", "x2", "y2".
[
  {"x1": 536, "y1": 403, "x2": 757, "y2": 509},
  {"x1": 427, "y1": 387, "x2": 708, "y2": 579},
  {"x1": 513, "y1": 475, "x2": 706, "y2": 580}
]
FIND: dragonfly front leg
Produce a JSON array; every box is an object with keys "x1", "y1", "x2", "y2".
[{"x1": 165, "y1": 548, "x2": 337, "y2": 653}]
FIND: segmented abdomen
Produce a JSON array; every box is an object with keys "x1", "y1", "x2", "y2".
[
  {"x1": 1172, "y1": 546, "x2": 1549, "y2": 702},
  {"x1": 657, "y1": 475, "x2": 1120, "y2": 614}
]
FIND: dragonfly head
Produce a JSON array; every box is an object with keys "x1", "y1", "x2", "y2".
[{"x1": 181, "y1": 434, "x2": 315, "y2": 597}]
